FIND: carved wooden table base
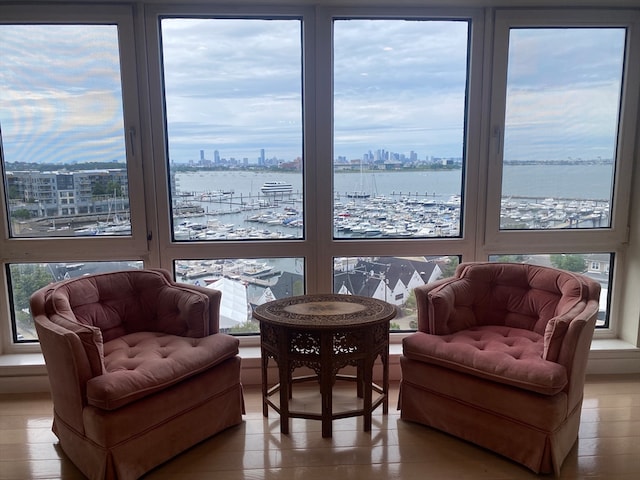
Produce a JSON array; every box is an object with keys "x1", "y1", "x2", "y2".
[{"x1": 253, "y1": 294, "x2": 396, "y2": 437}]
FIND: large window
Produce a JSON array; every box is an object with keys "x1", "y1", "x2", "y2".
[
  {"x1": 0, "y1": 5, "x2": 147, "y2": 347},
  {"x1": 1, "y1": 4, "x2": 639, "y2": 353}
]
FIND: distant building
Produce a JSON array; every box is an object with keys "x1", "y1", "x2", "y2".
[
  {"x1": 253, "y1": 271, "x2": 304, "y2": 307},
  {"x1": 6, "y1": 169, "x2": 129, "y2": 218},
  {"x1": 333, "y1": 257, "x2": 443, "y2": 306}
]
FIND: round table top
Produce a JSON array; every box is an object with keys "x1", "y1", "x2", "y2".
[{"x1": 252, "y1": 293, "x2": 396, "y2": 329}]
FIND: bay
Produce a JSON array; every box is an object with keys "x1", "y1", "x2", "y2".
[{"x1": 176, "y1": 163, "x2": 612, "y2": 201}]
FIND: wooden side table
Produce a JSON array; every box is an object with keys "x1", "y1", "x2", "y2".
[{"x1": 253, "y1": 293, "x2": 396, "y2": 437}]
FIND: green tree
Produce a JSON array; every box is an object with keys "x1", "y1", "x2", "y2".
[
  {"x1": 439, "y1": 257, "x2": 459, "y2": 278},
  {"x1": 492, "y1": 255, "x2": 527, "y2": 263},
  {"x1": 550, "y1": 254, "x2": 586, "y2": 272},
  {"x1": 9, "y1": 264, "x2": 55, "y2": 338},
  {"x1": 229, "y1": 320, "x2": 260, "y2": 334},
  {"x1": 8, "y1": 185, "x2": 21, "y2": 199},
  {"x1": 11, "y1": 208, "x2": 31, "y2": 220},
  {"x1": 9, "y1": 264, "x2": 54, "y2": 311},
  {"x1": 292, "y1": 279, "x2": 304, "y2": 296},
  {"x1": 92, "y1": 180, "x2": 123, "y2": 197},
  {"x1": 404, "y1": 289, "x2": 416, "y2": 311}
]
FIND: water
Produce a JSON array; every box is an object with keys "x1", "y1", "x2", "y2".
[
  {"x1": 176, "y1": 163, "x2": 613, "y2": 201},
  {"x1": 171, "y1": 163, "x2": 613, "y2": 241}
]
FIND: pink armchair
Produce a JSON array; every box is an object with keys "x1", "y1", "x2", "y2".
[
  {"x1": 399, "y1": 262, "x2": 600, "y2": 475},
  {"x1": 31, "y1": 268, "x2": 244, "y2": 480}
]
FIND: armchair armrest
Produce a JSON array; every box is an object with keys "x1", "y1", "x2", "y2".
[
  {"x1": 151, "y1": 268, "x2": 221, "y2": 335},
  {"x1": 416, "y1": 277, "x2": 480, "y2": 334},
  {"x1": 414, "y1": 277, "x2": 456, "y2": 333},
  {"x1": 180, "y1": 283, "x2": 222, "y2": 334},
  {"x1": 34, "y1": 314, "x2": 96, "y2": 434}
]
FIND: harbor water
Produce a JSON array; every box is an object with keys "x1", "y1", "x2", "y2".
[{"x1": 172, "y1": 163, "x2": 613, "y2": 240}]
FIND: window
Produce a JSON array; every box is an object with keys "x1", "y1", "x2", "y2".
[
  {"x1": 1, "y1": 4, "x2": 639, "y2": 354},
  {"x1": 499, "y1": 28, "x2": 625, "y2": 231},
  {"x1": 484, "y1": 10, "x2": 639, "y2": 338},
  {"x1": 159, "y1": 17, "x2": 304, "y2": 242},
  {"x1": 1, "y1": 24, "x2": 132, "y2": 238},
  {"x1": 333, "y1": 19, "x2": 469, "y2": 239},
  {"x1": 0, "y1": 5, "x2": 147, "y2": 346}
]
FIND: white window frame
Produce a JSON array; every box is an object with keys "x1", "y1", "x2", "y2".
[
  {"x1": 483, "y1": 9, "x2": 640, "y2": 340},
  {"x1": 142, "y1": 5, "x2": 484, "y2": 347},
  {"x1": 0, "y1": 4, "x2": 149, "y2": 353},
  {"x1": 0, "y1": 3, "x2": 638, "y2": 362}
]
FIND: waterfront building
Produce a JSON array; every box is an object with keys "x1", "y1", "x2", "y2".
[{"x1": 6, "y1": 168, "x2": 129, "y2": 219}]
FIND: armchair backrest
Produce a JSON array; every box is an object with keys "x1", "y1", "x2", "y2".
[
  {"x1": 40, "y1": 269, "x2": 212, "y2": 342},
  {"x1": 426, "y1": 262, "x2": 589, "y2": 335}
]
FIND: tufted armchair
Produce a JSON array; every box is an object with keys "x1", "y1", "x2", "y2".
[
  {"x1": 399, "y1": 262, "x2": 600, "y2": 476},
  {"x1": 31, "y1": 268, "x2": 244, "y2": 480}
]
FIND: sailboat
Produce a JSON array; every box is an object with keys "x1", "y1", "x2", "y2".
[{"x1": 346, "y1": 161, "x2": 371, "y2": 198}]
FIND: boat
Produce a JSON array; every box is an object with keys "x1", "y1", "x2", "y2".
[
  {"x1": 261, "y1": 181, "x2": 293, "y2": 195},
  {"x1": 346, "y1": 191, "x2": 371, "y2": 199},
  {"x1": 198, "y1": 190, "x2": 234, "y2": 201}
]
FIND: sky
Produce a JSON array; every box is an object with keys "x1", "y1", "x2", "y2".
[{"x1": 0, "y1": 18, "x2": 627, "y2": 166}]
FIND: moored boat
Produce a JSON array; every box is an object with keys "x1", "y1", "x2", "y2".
[{"x1": 261, "y1": 181, "x2": 293, "y2": 195}]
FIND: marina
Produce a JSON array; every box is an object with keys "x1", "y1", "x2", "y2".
[
  {"x1": 14, "y1": 166, "x2": 613, "y2": 239},
  {"x1": 159, "y1": 165, "x2": 615, "y2": 240},
  {"x1": 166, "y1": 191, "x2": 609, "y2": 242}
]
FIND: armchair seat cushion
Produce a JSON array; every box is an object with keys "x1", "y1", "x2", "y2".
[
  {"x1": 87, "y1": 332, "x2": 239, "y2": 410},
  {"x1": 403, "y1": 326, "x2": 568, "y2": 395}
]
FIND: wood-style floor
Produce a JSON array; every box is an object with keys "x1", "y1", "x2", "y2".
[{"x1": 1, "y1": 374, "x2": 639, "y2": 479}]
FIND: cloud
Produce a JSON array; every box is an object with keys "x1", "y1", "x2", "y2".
[
  {"x1": 0, "y1": 24, "x2": 126, "y2": 164},
  {"x1": 0, "y1": 19, "x2": 627, "y2": 165},
  {"x1": 504, "y1": 28, "x2": 624, "y2": 161}
]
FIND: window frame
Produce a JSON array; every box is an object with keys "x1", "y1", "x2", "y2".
[
  {"x1": 143, "y1": 4, "x2": 318, "y2": 286},
  {"x1": 0, "y1": 3, "x2": 638, "y2": 356},
  {"x1": 316, "y1": 6, "x2": 485, "y2": 292},
  {"x1": 483, "y1": 9, "x2": 640, "y2": 340},
  {"x1": 0, "y1": 4, "x2": 149, "y2": 352}
]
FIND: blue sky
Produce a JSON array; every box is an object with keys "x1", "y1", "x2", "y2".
[{"x1": 0, "y1": 19, "x2": 626, "y2": 165}]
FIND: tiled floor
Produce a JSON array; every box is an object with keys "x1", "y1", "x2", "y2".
[{"x1": 1, "y1": 375, "x2": 639, "y2": 479}]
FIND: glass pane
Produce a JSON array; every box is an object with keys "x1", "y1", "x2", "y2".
[
  {"x1": 333, "y1": 20, "x2": 469, "y2": 239},
  {"x1": 174, "y1": 257, "x2": 304, "y2": 334},
  {"x1": 0, "y1": 25, "x2": 131, "y2": 238},
  {"x1": 501, "y1": 28, "x2": 625, "y2": 230},
  {"x1": 160, "y1": 19, "x2": 303, "y2": 242},
  {"x1": 8, "y1": 261, "x2": 143, "y2": 343},
  {"x1": 333, "y1": 255, "x2": 460, "y2": 331},
  {"x1": 488, "y1": 253, "x2": 612, "y2": 328}
]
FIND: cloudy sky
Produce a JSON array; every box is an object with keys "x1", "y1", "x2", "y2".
[
  {"x1": 0, "y1": 18, "x2": 626, "y2": 165},
  {"x1": 0, "y1": 25, "x2": 126, "y2": 165}
]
